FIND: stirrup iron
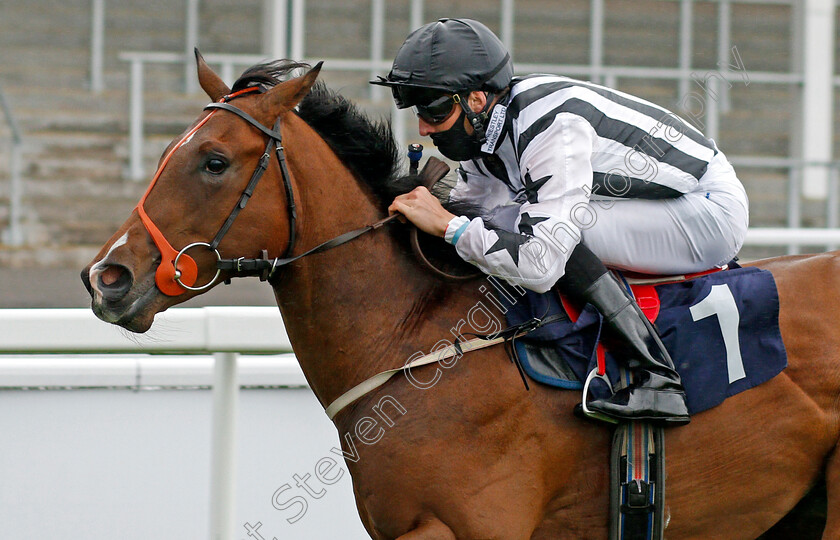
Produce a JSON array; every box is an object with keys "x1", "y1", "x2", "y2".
[{"x1": 581, "y1": 367, "x2": 619, "y2": 424}]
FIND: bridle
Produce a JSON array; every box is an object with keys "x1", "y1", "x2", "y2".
[{"x1": 137, "y1": 86, "x2": 398, "y2": 296}]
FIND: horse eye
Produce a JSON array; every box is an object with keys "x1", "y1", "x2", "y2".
[{"x1": 205, "y1": 158, "x2": 228, "y2": 175}]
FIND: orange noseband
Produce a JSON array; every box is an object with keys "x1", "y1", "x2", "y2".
[
  {"x1": 135, "y1": 113, "x2": 214, "y2": 296},
  {"x1": 136, "y1": 88, "x2": 261, "y2": 296}
]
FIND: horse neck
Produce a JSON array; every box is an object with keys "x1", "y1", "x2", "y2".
[{"x1": 271, "y1": 116, "x2": 482, "y2": 408}]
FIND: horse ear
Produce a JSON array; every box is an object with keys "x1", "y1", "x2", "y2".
[
  {"x1": 262, "y1": 61, "x2": 323, "y2": 114},
  {"x1": 195, "y1": 48, "x2": 231, "y2": 102}
]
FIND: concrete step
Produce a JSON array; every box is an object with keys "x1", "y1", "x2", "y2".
[
  {"x1": 0, "y1": 46, "x2": 89, "y2": 88},
  {"x1": 19, "y1": 131, "x2": 121, "y2": 154},
  {"x1": 2, "y1": 86, "x2": 126, "y2": 130},
  {"x1": 0, "y1": 0, "x2": 90, "y2": 50},
  {"x1": 514, "y1": 8, "x2": 590, "y2": 65},
  {"x1": 192, "y1": 0, "x2": 264, "y2": 54},
  {"x1": 23, "y1": 157, "x2": 125, "y2": 187},
  {"x1": 0, "y1": 245, "x2": 104, "y2": 271},
  {"x1": 15, "y1": 192, "x2": 140, "y2": 246}
]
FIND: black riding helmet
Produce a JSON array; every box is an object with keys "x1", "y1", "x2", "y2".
[{"x1": 370, "y1": 18, "x2": 513, "y2": 109}]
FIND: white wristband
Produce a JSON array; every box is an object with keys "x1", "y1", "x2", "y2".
[{"x1": 444, "y1": 216, "x2": 470, "y2": 245}]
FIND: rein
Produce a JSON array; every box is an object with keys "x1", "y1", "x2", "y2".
[{"x1": 216, "y1": 214, "x2": 400, "y2": 283}]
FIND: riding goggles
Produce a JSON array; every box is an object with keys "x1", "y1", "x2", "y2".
[{"x1": 414, "y1": 94, "x2": 461, "y2": 125}]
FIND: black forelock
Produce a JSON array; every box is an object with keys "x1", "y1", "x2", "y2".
[{"x1": 231, "y1": 60, "x2": 311, "y2": 93}]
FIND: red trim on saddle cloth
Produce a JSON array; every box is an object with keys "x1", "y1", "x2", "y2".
[
  {"x1": 557, "y1": 266, "x2": 726, "y2": 377},
  {"x1": 631, "y1": 285, "x2": 660, "y2": 323}
]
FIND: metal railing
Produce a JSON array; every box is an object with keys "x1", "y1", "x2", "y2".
[
  {"x1": 99, "y1": 0, "x2": 840, "y2": 258},
  {"x1": 730, "y1": 156, "x2": 840, "y2": 228},
  {"x1": 89, "y1": 0, "x2": 105, "y2": 93},
  {"x1": 0, "y1": 83, "x2": 24, "y2": 247},
  {"x1": 117, "y1": 50, "x2": 840, "y2": 257},
  {"x1": 87, "y1": 0, "x2": 806, "y2": 94},
  {"x1": 114, "y1": 0, "x2": 813, "y2": 179},
  {"x1": 114, "y1": 0, "x2": 811, "y2": 173},
  {"x1": 119, "y1": 50, "x2": 800, "y2": 182},
  {"x1": 119, "y1": 50, "x2": 404, "y2": 180}
]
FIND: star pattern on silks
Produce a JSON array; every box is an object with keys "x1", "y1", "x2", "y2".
[
  {"x1": 523, "y1": 170, "x2": 552, "y2": 204},
  {"x1": 485, "y1": 229, "x2": 530, "y2": 266},
  {"x1": 518, "y1": 213, "x2": 549, "y2": 236}
]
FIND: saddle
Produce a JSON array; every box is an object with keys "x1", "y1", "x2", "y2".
[
  {"x1": 411, "y1": 157, "x2": 787, "y2": 540},
  {"x1": 508, "y1": 264, "x2": 786, "y2": 540}
]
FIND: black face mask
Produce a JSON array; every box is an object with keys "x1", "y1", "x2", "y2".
[{"x1": 430, "y1": 110, "x2": 483, "y2": 162}]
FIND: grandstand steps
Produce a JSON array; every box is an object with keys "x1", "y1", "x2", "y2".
[
  {"x1": 0, "y1": 46, "x2": 89, "y2": 89},
  {"x1": 0, "y1": 0, "x2": 822, "y2": 267},
  {"x1": 5, "y1": 133, "x2": 139, "y2": 247}
]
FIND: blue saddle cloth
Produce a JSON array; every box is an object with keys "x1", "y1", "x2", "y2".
[{"x1": 503, "y1": 265, "x2": 787, "y2": 415}]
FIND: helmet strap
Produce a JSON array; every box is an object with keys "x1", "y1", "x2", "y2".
[{"x1": 455, "y1": 91, "x2": 495, "y2": 145}]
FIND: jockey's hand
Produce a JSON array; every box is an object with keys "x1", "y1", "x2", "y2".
[{"x1": 388, "y1": 187, "x2": 456, "y2": 238}]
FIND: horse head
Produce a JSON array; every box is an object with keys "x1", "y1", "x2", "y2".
[{"x1": 82, "y1": 53, "x2": 321, "y2": 332}]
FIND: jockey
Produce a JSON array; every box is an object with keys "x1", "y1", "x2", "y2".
[{"x1": 372, "y1": 18, "x2": 749, "y2": 426}]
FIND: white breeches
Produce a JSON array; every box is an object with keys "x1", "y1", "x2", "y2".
[{"x1": 581, "y1": 152, "x2": 749, "y2": 274}]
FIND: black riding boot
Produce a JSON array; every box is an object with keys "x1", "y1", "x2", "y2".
[{"x1": 556, "y1": 244, "x2": 690, "y2": 426}]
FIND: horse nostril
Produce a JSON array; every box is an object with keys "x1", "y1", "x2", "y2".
[
  {"x1": 97, "y1": 264, "x2": 134, "y2": 302},
  {"x1": 81, "y1": 268, "x2": 93, "y2": 296}
]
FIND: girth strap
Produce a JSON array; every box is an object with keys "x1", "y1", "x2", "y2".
[
  {"x1": 324, "y1": 335, "x2": 502, "y2": 420},
  {"x1": 610, "y1": 421, "x2": 666, "y2": 540}
]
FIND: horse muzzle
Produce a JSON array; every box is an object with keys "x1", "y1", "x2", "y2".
[
  {"x1": 82, "y1": 226, "x2": 167, "y2": 332},
  {"x1": 84, "y1": 262, "x2": 134, "y2": 303}
]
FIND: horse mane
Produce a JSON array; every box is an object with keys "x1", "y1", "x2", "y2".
[
  {"x1": 233, "y1": 61, "x2": 483, "y2": 219},
  {"x1": 231, "y1": 61, "x2": 482, "y2": 276},
  {"x1": 232, "y1": 60, "x2": 415, "y2": 211}
]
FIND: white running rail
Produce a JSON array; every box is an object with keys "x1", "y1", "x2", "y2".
[{"x1": 0, "y1": 307, "x2": 292, "y2": 540}]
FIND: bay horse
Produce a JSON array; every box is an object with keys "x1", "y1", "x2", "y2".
[{"x1": 82, "y1": 55, "x2": 840, "y2": 539}]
